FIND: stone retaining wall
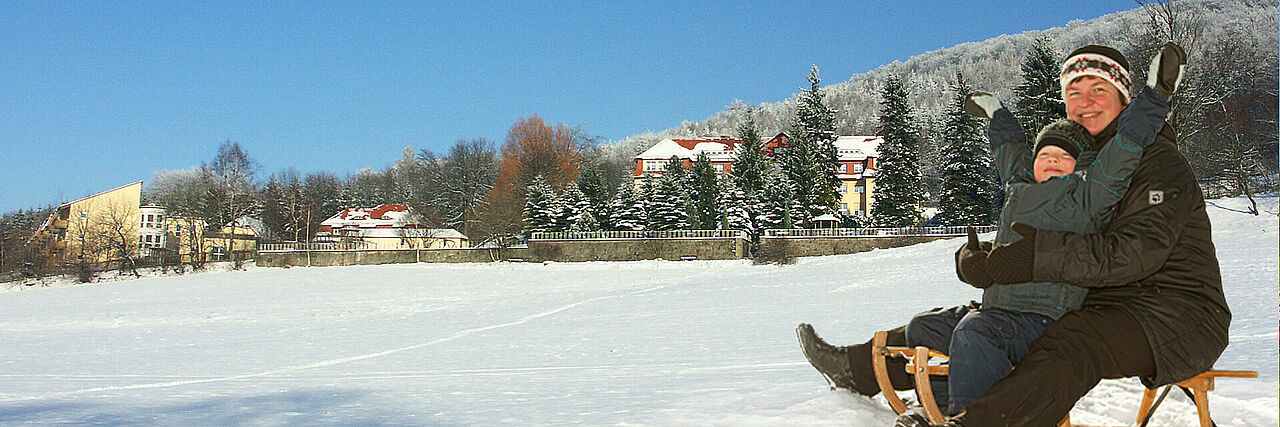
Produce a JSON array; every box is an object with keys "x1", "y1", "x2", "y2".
[
  {"x1": 763, "y1": 235, "x2": 945, "y2": 257},
  {"x1": 526, "y1": 237, "x2": 746, "y2": 262},
  {"x1": 256, "y1": 235, "x2": 951, "y2": 267},
  {"x1": 256, "y1": 247, "x2": 530, "y2": 267}
]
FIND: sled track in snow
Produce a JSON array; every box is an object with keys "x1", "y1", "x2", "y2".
[{"x1": 0, "y1": 279, "x2": 699, "y2": 402}]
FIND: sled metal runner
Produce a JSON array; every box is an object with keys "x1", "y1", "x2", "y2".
[{"x1": 870, "y1": 331, "x2": 1257, "y2": 427}]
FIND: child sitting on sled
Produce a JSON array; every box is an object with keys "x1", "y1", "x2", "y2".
[{"x1": 899, "y1": 43, "x2": 1184, "y2": 416}]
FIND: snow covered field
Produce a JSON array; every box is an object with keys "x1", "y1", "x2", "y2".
[{"x1": 1, "y1": 196, "x2": 1275, "y2": 426}]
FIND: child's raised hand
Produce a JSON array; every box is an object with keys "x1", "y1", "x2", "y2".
[{"x1": 964, "y1": 91, "x2": 1004, "y2": 119}]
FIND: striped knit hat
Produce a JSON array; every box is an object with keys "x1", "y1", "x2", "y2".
[{"x1": 1060, "y1": 45, "x2": 1132, "y2": 103}]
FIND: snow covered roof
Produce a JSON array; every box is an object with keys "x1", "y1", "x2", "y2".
[
  {"x1": 321, "y1": 204, "x2": 412, "y2": 228},
  {"x1": 229, "y1": 216, "x2": 269, "y2": 238},
  {"x1": 317, "y1": 204, "x2": 469, "y2": 241},
  {"x1": 634, "y1": 136, "x2": 741, "y2": 160},
  {"x1": 636, "y1": 135, "x2": 881, "y2": 162},
  {"x1": 834, "y1": 136, "x2": 881, "y2": 160}
]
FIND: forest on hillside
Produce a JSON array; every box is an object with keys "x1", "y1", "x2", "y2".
[{"x1": 604, "y1": 0, "x2": 1278, "y2": 198}]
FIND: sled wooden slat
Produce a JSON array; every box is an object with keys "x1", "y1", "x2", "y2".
[
  {"x1": 911, "y1": 346, "x2": 947, "y2": 424},
  {"x1": 871, "y1": 331, "x2": 910, "y2": 414},
  {"x1": 868, "y1": 330, "x2": 1257, "y2": 427}
]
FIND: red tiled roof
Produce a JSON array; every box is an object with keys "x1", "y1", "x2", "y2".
[
  {"x1": 368, "y1": 204, "x2": 408, "y2": 220},
  {"x1": 669, "y1": 137, "x2": 741, "y2": 151}
]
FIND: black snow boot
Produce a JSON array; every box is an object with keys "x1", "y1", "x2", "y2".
[{"x1": 796, "y1": 323, "x2": 857, "y2": 390}]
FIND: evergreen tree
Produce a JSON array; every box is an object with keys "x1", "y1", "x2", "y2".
[
  {"x1": 871, "y1": 77, "x2": 926, "y2": 227},
  {"x1": 688, "y1": 153, "x2": 720, "y2": 229},
  {"x1": 636, "y1": 173, "x2": 658, "y2": 230},
  {"x1": 257, "y1": 175, "x2": 289, "y2": 240},
  {"x1": 660, "y1": 156, "x2": 688, "y2": 191},
  {"x1": 1013, "y1": 36, "x2": 1067, "y2": 147},
  {"x1": 576, "y1": 164, "x2": 611, "y2": 225},
  {"x1": 569, "y1": 206, "x2": 600, "y2": 231},
  {"x1": 757, "y1": 166, "x2": 796, "y2": 229},
  {"x1": 717, "y1": 177, "x2": 755, "y2": 235},
  {"x1": 521, "y1": 175, "x2": 558, "y2": 233},
  {"x1": 935, "y1": 74, "x2": 999, "y2": 226},
  {"x1": 794, "y1": 65, "x2": 841, "y2": 219},
  {"x1": 647, "y1": 169, "x2": 691, "y2": 230},
  {"x1": 778, "y1": 131, "x2": 818, "y2": 227},
  {"x1": 557, "y1": 182, "x2": 594, "y2": 231},
  {"x1": 732, "y1": 107, "x2": 768, "y2": 195},
  {"x1": 607, "y1": 180, "x2": 646, "y2": 231}
]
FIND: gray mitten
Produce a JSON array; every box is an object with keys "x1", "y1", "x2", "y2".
[
  {"x1": 964, "y1": 92, "x2": 1003, "y2": 119},
  {"x1": 1148, "y1": 42, "x2": 1186, "y2": 99}
]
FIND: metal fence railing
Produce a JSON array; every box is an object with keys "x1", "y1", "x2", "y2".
[
  {"x1": 763, "y1": 225, "x2": 998, "y2": 238},
  {"x1": 259, "y1": 241, "x2": 374, "y2": 252},
  {"x1": 529, "y1": 229, "x2": 745, "y2": 241},
  {"x1": 257, "y1": 227, "x2": 996, "y2": 249},
  {"x1": 528, "y1": 226, "x2": 997, "y2": 241}
]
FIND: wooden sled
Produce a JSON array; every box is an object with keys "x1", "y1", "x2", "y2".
[{"x1": 870, "y1": 331, "x2": 1257, "y2": 427}]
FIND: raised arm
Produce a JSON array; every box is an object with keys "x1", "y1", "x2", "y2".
[
  {"x1": 965, "y1": 92, "x2": 1033, "y2": 183},
  {"x1": 1005, "y1": 90, "x2": 1170, "y2": 233}
]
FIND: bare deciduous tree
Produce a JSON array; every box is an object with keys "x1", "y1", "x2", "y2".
[
  {"x1": 204, "y1": 140, "x2": 259, "y2": 269},
  {"x1": 97, "y1": 200, "x2": 141, "y2": 277}
]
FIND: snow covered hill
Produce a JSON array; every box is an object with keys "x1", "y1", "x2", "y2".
[{"x1": 1, "y1": 196, "x2": 1275, "y2": 426}]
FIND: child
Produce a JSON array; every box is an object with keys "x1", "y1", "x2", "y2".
[{"x1": 903, "y1": 43, "x2": 1183, "y2": 416}]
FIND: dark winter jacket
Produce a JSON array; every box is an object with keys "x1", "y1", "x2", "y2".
[
  {"x1": 980, "y1": 91, "x2": 1168, "y2": 319},
  {"x1": 1031, "y1": 118, "x2": 1230, "y2": 386}
]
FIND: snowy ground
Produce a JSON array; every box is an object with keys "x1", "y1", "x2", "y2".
[{"x1": 1, "y1": 196, "x2": 1275, "y2": 426}]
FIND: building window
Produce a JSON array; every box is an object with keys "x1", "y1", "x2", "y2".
[
  {"x1": 714, "y1": 164, "x2": 726, "y2": 174},
  {"x1": 840, "y1": 203, "x2": 849, "y2": 213},
  {"x1": 853, "y1": 163, "x2": 865, "y2": 173},
  {"x1": 839, "y1": 183, "x2": 848, "y2": 194},
  {"x1": 643, "y1": 160, "x2": 667, "y2": 172},
  {"x1": 838, "y1": 163, "x2": 848, "y2": 173},
  {"x1": 854, "y1": 184, "x2": 865, "y2": 193}
]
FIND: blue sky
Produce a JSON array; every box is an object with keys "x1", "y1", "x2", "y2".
[{"x1": 0, "y1": 1, "x2": 1136, "y2": 213}]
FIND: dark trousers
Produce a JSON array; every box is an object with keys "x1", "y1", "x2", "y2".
[
  {"x1": 953, "y1": 305, "x2": 1155, "y2": 426},
  {"x1": 905, "y1": 305, "x2": 1053, "y2": 414}
]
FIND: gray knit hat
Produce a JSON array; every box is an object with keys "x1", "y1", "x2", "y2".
[{"x1": 1034, "y1": 119, "x2": 1090, "y2": 159}]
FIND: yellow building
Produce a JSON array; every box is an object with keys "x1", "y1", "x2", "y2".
[
  {"x1": 29, "y1": 181, "x2": 143, "y2": 267},
  {"x1": 832, "y1": 136, "x2": 879, "y2": 219}
]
